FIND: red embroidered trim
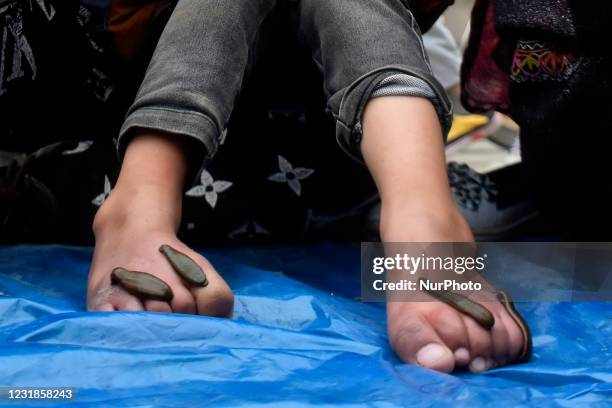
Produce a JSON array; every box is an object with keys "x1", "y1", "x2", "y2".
[{"x1": 511, "y1": 40, "x2": 579, "y2": 83}]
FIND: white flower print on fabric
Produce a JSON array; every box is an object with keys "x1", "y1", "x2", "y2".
[
  {"x1": 92, "y1": 175, "x2": 111, "y2": 206},
  {"x1": 34, "y1": 0, "x2": 57, "y2": 21},
  {"x1": 267, "y1": 155, "x2": 314, "y2": 196},
  {"x1": 62, "y1": 141, "x2": 94, "y2": 155},
  {"x1": 186, "y1": 169, "x2": 232, "y2": 208}
]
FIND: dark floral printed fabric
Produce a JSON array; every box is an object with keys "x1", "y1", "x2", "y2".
[{"x1": 0, "y1": 2, "x2": 379, "y2": 244}]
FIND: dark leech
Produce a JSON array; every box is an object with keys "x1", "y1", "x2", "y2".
[
  {"x1": 111, "y1": 268, "x2": 174, "y2": 302},
  {"x1": 159, "y1": 245, "x2": 208, "y2": 287},
  {"x1": 420, "y1": 279, "x2": 495, "y2": 330},
  {"x1": 419, "y1": 280, "x2": 532, "y2": 363},
  {"x1": 497, "y1": 291, "x2": 532, "y2": 362}
]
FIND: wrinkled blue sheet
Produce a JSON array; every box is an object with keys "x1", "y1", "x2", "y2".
[{"x1": 0, "y1": 244, "x2": 611, "y2": 407}]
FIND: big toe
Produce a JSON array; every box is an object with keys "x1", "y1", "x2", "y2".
[
  {"x1": 416, "y1": 343, "x2": 455, "y2": 372},
  {"x1": 389, "y1": 313, "x2": 455, "y2": 373},
  {"x1": 186, "y1": 254, "x2": 234, "y2": 317},
  {"x1": 192, "y1": 281, "x2": 234, "y2": 317}
]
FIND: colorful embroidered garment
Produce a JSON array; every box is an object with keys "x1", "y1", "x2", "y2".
[{"x1": 510, "y1": 40, "x2": 579, "y2": 83}]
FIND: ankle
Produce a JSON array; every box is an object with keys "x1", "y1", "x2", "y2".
[
  {"x1": 380, "y1": 204, "x2": 473, "y2": 243},
  {"x1": 92, "y1": 184, "x2": 182, "y2": 239}
]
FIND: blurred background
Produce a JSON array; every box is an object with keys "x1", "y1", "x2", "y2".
[{"x1": 440, "y1": 0, "x2": 521, "y2": 173}]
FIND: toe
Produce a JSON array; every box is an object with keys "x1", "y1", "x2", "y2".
[
  {"x1": 144, "y1": 300, "x2": 172, "y2": 313},
  {"x1": 115, "y1": 296, "x2": 145, "y2": 312},
  {"x1": 169, "y1": 285, "x2": 197, "y2": 314},
  {"x1": 427, "y1": 307, "x2": 470, "y2": 367},
  {"x1": 389, "y1": 310, "x2": 455, "y2": 373},
  {"x1": 489, "y1": 309, "x2": 511, "y2": 366},
  {"x1": 454, "y1": 347, "x2": 471, "y2": 366},
  {"x1": 93, "y1": 303, "x2": 115, "y2": 312},
  {"x1": 188, "y1": 254, "x2": 234, "y2": 317},
  {"x1": 92, "y1": 286, "x2": 144, "y2": 312},
  {"x1": 416, "y1": 343, "x2": 454, "y2": 372},
  {"x1": 462, "y1": 314, "x2": 494, "y2": 372},
  {"x1": 499, "y1": 309, "x2": 526, "y2": 362},
  {"x1": 192, "y1": 283, "x2": 234, "y2": 317},
  {"x1": 469, "y1": 356, "x2": 490, "y2": 373}
]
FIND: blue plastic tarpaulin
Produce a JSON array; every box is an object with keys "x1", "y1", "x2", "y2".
[{"x1": 0, "y1": 244, "x2": 611, "y2": 407}]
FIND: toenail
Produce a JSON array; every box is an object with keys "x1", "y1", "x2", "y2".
[
  {"x1": 454, "y1": 347, "x2": 470, "y2": 362},
  {"x1": 469, "y1": 357, "x2": 487, "y2": 372},
  {"x1": 417, "y1": 343, "x2": 449, "y2": 367}
]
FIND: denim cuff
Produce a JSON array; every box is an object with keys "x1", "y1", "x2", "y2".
[
  {"x1": 332, "y1": 65, "x2": 452, "y2": 163},
  {"x1": 117, "y1": 106, "x2": 219, "y2": 164},
  {"x1": 371, "y1": 73, "x2": 437, "y2": 99}
]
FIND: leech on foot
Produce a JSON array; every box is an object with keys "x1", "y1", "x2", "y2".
[
  {"x1": 419, "y1": 278, "x2": 495, "y2": 330},
  {"x1": 111, "y1": 267, "x2": 174, "y2": 302},
  {"x1": 497, "y1": 291, "x2": 532, "y2": 362},
  {"x1": 419, "y1": 279, "x2": 533, "y2": 363},
  {"x1": 159, "y1": 244, "x2": 208, "y2": 287}
]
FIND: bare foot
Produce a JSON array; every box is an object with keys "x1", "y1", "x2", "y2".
[
  {"x1": 382, "y1": 210, "x2": 526, "y2": 373},
  {"x1": 87, "y1": 189, "x2": 233, "y2": 317}
]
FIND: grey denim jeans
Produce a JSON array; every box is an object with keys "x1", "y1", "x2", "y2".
[{"x1": 119, "y1": 0, "x2": 451, "y2": 164}]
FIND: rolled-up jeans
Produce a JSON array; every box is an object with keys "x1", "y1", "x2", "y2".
[{"x1": 119, "y1": 0, "x2": 451, "y2": 165}]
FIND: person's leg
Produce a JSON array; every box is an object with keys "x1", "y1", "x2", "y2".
[
  {"x1": 119, "y1": 0, "x2": 277, "y2": 161},
  {"x1": 297, "y1": 0, "x2": 525, "y2": 372},
  {"x1": 361, "y1": 97, "x2": 525, "y2": 373},
  {"x1": 295, "y1": 0, "x2": 451, "y2": 163},
  {"x1": 88, "y1": 0, "x2": 277, "y2": 315}
]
